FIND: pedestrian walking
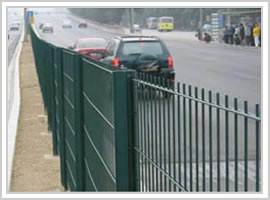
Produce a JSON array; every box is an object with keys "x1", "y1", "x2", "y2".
[
  {"x1": 223, "y1": 26, "x2": 229, "y2": 44},
  {"x1": 245, "y1": 23, "x2": 253, "y2": 46},
  {"x1": 239, "y1": 23, "x2": 245, "y2": 45},
  {"x1": 228, "y1": 24, "x2": 234, "y2": 44},
  {"x1": 253, "y1": 24, "x2": 261, "y2": 47}
]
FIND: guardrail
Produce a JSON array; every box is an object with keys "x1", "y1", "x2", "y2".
[{"x1": 7, "y1": 19, "x2": 25, "y2": 190}]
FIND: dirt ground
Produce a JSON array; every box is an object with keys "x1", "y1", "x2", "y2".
[{"x1": 10, "y1": 38, "x2": 62, "y2": 192}]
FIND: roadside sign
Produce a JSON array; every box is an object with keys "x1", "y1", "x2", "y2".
[{"x1": 26, "y1": 11, "x2": 34, "y2": 24}]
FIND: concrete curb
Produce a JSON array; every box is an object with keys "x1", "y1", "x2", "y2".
[{"x1": 7, "y1": 20, "x2": 25, "y2": 191}]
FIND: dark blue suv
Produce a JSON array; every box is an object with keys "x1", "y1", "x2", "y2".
[{"x1": 102, "y1": 35, "x2": 175, "y2": 82}]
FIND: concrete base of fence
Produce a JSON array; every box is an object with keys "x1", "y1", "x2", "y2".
[{"x1": 9, "y1": 36, "x2": 62, "y2": 192}]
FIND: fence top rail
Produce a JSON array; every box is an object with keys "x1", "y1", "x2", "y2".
[{"x1": 133, "y1": 78, "x2": 261, "y2": 121}]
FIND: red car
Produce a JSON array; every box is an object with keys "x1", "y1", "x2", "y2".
[{"x1": 69, "y1": 38, "x2": 106, "y2": 61}]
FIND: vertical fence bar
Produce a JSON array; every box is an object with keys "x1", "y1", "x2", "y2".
[
  {"x1": 183, "y1": 84, "x2": 187, "y2": 190},
  {"x1": 177, "y1": 83, "x2": 182, "y2": 192},
  {"x1": 201, "y1": 89, "x2": 206, "y2": 191},
  {"x1": 158, "y1": 77, "x2": 163, "y2": 191},
  {"x1": 147, "y1": 75, "x2": 152, "y2": 191},
  {"x1": 209, "y1": 91, "x2": 213, "y2": 191},
  {"x1": 244, "y1": 101, "x2": 248, "y2": 192},
  {"x1": 188, "y1": 86, "x2": 193, "y2": 191},
  {"x1": 225, "y1": 95, "x2": 229, "y2": 192},
  {"x1": 255, "y1": 104, "x2": 260, "y2": 192},
  {"x1": 167, "y1": 80, "x2": 172, "y2": 191},
  {"x1": 172, "y1": 84, "x2": 176, "y2": 191},
  {"x1": 216, "y1": 93, "x2": 221, "y2": 191},
  {"x1": 162, "y1": 78, "x2": 167, "y2": 191},
  {"x1": 150, "y1": 76, "x2": 154, "y2": 191},
  {"x1": 138, "y1": 73, "x2": 144, "y2": 191},
  {"x1": 142, "y1": 74, "x2": 147, "y2": 191},
  {"x1": 195, "y1": 87, "x2": 199, "y2": 191},
  {"x1": 234, "y1": 98, "x2": 238, "y2": 192},
  {"x1": 145, "y1": 74, "x2": 151, "y2": 192},
  {"x1": 154, "y1": 76, "x2": 158, "y2": 191}
]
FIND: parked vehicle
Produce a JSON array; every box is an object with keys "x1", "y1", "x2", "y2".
[
  {"x1": 101, "y1": 35, "x2": 175, "y2": 82},
  {"x1": 146, "y1": 17, "x2": 158, "y2": 29},
  {"x1": 9, "y1": 23, "x2": 19, "y2": 31},
  {"x1": 62, "y1": 20, "x2": 72, "y2": 28},
  {"x1": 42, "y1": 23, "x2": 54, "y2": 33},
  {"x1": 78, "y1": 20, "x2": 87, "y2": 28},
  {"x1": 69, "y1": 38, "x2": 106, "y2": 61},
  {"x1": 158, "y1": 16, "x2": 174, "y2": 32},
  {"x1": 133, "y1": 24, "x2": 142, "y2": 33}
]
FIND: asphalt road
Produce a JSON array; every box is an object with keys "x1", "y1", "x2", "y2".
[
  {"x1": 34, "y1": 13, "x2": 261, "y2": 108},
  {"x1": 7, "y1": 9, "x2": 23, "y2": 65},
  {"x1": 8, "y1": 31, "x2": 21, "y2": 65},
  {"x1": 33, "y1": 13, "x2": 261, "y2": 191}
]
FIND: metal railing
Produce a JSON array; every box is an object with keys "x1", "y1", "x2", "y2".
[
  {"x1": 30, "y1": 24, "x2": 261, "y2": 192},
  {"x1": 132, "y1": 72, "x2": 261, "y2": 192}
]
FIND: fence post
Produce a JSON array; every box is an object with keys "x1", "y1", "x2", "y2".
[
  {"x1": 126, "y1": 71, "x2": 139, "y2": 191},
  {"x1": 73, "y1": 55, "x2": 84, "y2": 191},
  {"x1": 49, "y1": 45, "x2": 58, "y2": 155},
  {"x1": 114, "y1": 71, "x2": 133, "y2": 191},
  {"x1": 57, "y1": 48, "x2": 67, "y2": 190}
]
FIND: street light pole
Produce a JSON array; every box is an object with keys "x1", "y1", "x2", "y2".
[{"x1": 199, "y1": 8, "x2": 203, "y2": 40}]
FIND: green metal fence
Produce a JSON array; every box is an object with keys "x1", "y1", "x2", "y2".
[
  {"x1": 30, "y1": 27, "x2": 136, "y2": 191},
  {"x1": 30, "y1": 25, "x2": 261, "y2": 192},
  {"x1": 132, "y1": 73, "x2": 261, "y2": 192}
]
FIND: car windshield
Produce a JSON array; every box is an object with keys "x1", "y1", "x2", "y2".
[
  {"x1": 78, "y1": 39, "x2": 106, "y2": 48},
  {"x1": 160, "y1": 18, "x2": 173, "y2": 23},
  {"x1": 122, "y1": 41, "x2": 163, "y2": 56}
]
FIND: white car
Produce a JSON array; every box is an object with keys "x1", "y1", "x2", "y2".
[
  {"x1": 62, "y1": 20, "x2": 72, "y2": 28},
  {"x1": 133, "y1": 24, "x2": 142, "y2": 33}
]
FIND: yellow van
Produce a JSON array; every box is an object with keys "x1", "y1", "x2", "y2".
[{"x1": 158, "y1": 16, "x2": 174, "y2": 31}]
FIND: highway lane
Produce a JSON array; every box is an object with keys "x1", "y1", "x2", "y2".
[
  {"x1": 33, "y1": 13, "x2": 261, "y2": 191},
  {"x1": 8, "y1": 11, "x2": 23, "y2": 66}
]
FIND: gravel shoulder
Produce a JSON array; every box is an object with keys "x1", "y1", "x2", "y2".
[{"x1": 9, "y1": 37, "x2": 62, "y2": 192}]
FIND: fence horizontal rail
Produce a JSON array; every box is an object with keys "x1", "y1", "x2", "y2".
[{"x1": 133, "y1": 78, "x2": 260, "y2": 121}]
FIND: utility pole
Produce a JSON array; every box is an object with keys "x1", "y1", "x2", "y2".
[
  {"x1": 24, "y1": 8, "x2": 27, "y2": 41},
  {"x1": 199, "y1": 8, "x2": 203, "y2": 40},
  {"x1": 227, "y1": 8, "x2": 231, "y2": 25},
  {"x1": 200, "y1": 8, "x2": 203, "y2": 27},
  {"x1": 130, "y1": 8, "x2": 134, "y2": 33}
]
